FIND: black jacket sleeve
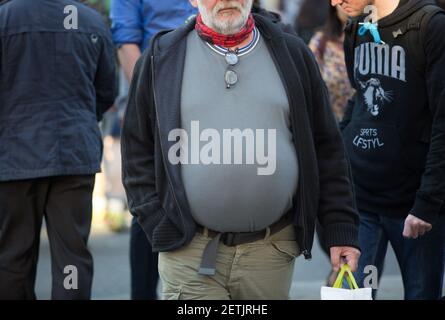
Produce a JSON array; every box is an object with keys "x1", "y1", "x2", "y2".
[
  {"x1": 94, "y1": 29, "x2": 117, "y2": 121},
  {"x1": 121, "y1": 51, "x2": 166, "y2": 243},
  {"x1": 410, "y1": 14, "x2": 445, "y2": 225},
  {"x1": 301, "y1": 44, "x2": 360, "y2": 250}
]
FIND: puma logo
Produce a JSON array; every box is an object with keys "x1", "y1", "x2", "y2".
[{"x1": 359, "y1": 78, "x2": 393, "y2": 116}]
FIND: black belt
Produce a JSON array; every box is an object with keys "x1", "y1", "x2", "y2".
[{"x1": 197, "y1": 211, "x2": 294, "y2": 276}]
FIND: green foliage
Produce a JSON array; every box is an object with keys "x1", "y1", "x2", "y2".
[{"x1": 83, "y1": 0, "x2": 110, "y2": 15}]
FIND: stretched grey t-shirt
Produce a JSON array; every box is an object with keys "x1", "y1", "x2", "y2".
[{"x1": 179, "y1": 29, "x2": 299, "y2": 232}]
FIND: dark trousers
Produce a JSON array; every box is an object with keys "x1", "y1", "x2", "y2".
[
  {"x1": 130, "y1": 217, "x2": 159, "y2": 299},
  {"x1": 0, "y1": 175, "x2": 95, "y2": 300},
  {"x1": 356, "y1": 211, "x2": 445, "y2": 300}
]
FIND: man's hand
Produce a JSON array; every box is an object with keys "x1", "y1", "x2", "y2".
[
  {"x1": 330, "y1": 246, "x2": 361, "y2": 272},
  {"x1": 403, "y1": 214, "x2": 432, "y2": 239}
]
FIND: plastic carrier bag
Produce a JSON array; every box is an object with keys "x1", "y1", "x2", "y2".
[{"x1": 321, "y1": 264, "x2": 373, "y2": 300}]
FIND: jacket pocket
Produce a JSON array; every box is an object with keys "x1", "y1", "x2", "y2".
[
  {"x1": 134, "y1": 199, "x2": 165, "y2": 244},
  {"x1": 343, "y1": 122, "x2": 407, "y2": 191}
]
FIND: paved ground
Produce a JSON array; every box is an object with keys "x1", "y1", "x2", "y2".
[{"x1": 35, "y1": 218, "x2": 444, "y2": 300}]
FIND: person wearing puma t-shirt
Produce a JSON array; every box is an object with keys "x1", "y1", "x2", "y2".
[{"x1": 332, "y1": 0, "x2": 445, "y2": 299}]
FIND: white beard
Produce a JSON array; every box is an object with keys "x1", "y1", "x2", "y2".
[{"x1": 197, "y1": 0, "x2": 253, "y2": 35}]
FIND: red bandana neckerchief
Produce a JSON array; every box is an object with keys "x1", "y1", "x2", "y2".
[{"x1": 195, "y1": 13, "x2": 255, "y2": 48}]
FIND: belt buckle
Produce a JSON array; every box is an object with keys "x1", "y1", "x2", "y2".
[{"x1": 222, "y1": 232, "x2": 236, "y2": 246}]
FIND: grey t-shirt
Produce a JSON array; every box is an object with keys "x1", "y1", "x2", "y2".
[{"x1": 179, "y1": 29, "x2": 299, "y2": 232}]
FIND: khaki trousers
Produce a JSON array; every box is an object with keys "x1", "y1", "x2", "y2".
[{"x1": 159, "y1": 224, "x2": 299, "y2": 300}]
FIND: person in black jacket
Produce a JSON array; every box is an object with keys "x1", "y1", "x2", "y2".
[
  {"x1": 333, "y1": 0, "x2": 445, "y2": 299},
  {"x1": 121, "y1": 0, "x2": 360, "y2": 300},
  {"x1": 0, "y1": 0, "x2": 116, "y2": 299}
]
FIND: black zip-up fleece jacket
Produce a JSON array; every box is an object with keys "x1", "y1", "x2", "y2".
[
  {"x1": 121, "y1": 14, "x2": 360, "y2": 258},
  {"x1": 341, "y1": 0, "x2": 445, "y2": 225}
]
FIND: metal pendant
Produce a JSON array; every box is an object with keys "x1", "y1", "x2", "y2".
[
  {"x1": 225, "y1": 70, "x2": 238, "y2": 89},
  {"x1": 225, "y1": 52, "x2": 239, "y2": 66}
]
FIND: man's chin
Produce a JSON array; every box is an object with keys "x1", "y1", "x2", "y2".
[
  {"x1": 350, "y1": 12, "x2": 362, "y2": 18},
  {"x1": 217, "y1": 9, "x2": 241, "y2": 20},
  {"x1": 216, "y1": 25, "x2": 243, "y2": 35},
  {"x1": 213, "y1": 18, "x2": 245, "y2": 34}
]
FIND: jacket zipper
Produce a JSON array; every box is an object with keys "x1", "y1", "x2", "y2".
[
  {"x1": 299, "y1": 173, "x2": 311, "y2": 260},
  {"x1": 290, "y1": 113, "x2": 311, "y2": 260},
  {"x1": 150, "y1": 55, "x2": 189, "y2": 245},
  {"x1": 266, "y1": 43, "x2": 311, "y2": 260}
]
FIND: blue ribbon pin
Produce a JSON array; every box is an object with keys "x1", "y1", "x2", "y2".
[{"x1": 358, "y1": 22, "x2": 386, "y2": 45}]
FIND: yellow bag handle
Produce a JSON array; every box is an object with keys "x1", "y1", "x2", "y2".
[{"x1": 333, "y1": 263, "x2": 359, "y2": 289}]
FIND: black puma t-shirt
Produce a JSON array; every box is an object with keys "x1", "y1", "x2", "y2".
[{"x1": 343, "y1": 0, "x2": 445, "y2": 218}]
